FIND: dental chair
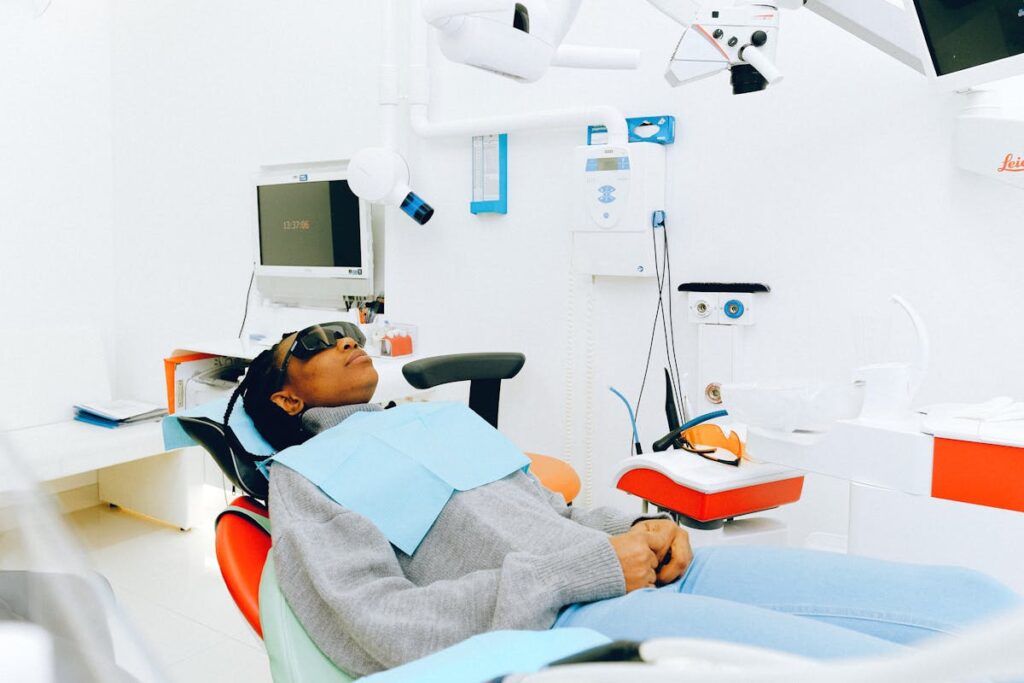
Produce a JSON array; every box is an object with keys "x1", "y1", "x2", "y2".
[{"x1": 178, "y1": 352, "x2": 581, "y2": 682}]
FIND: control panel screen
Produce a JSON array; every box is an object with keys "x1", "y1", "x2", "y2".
[
  {"x1": 258, "y1": 180, "x2": 362, "y2": 268},
  {"x1": 586, "y1": 156, "x2": 631, "y2": 172},
  {"x1": 915, "y1": 0, "x2": 1024, "y2": 76}
]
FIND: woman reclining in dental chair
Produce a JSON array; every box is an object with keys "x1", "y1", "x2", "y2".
[{"x1": 230, "y1": 322, "x2": 1020, "y2": 679}]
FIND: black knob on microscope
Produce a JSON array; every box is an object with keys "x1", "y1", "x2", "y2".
[{"x1": 751, "y1": 30, "x2": 768, "y2": 47}]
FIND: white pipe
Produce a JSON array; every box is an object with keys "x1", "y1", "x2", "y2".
[
  {"x1": 379, "y1": 0, "x2": 401, "y2": 150},
  {"x1": 411, "y1": 105, "x2": 629, "y2": 145},
  {"x1": 408, "y1": 0, "x2": 630, "y2": 146}
]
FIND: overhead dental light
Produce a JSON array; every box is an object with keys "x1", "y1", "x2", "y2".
[
  {"x1": 648, "y1": 0, "x2": 807, "y2": 95},
  {"x1": 422, "y1": 0, "x2": 640, "y2": 82},
  {"x1": 347, "y1": 148, "x2": 435, "y2": 226}
]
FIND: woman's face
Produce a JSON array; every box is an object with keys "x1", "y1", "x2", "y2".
[{"x1": 269, "y1": 333, "x2": 379, "y2": 415}]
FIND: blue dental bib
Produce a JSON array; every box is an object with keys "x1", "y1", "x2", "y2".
[{"x1": 265, "y1": 402, "x2": 531, "y2": 555}]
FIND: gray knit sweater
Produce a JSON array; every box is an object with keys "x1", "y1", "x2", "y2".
[{"x1": 269, "y1": 448, "x2": 645, "y2": 676}]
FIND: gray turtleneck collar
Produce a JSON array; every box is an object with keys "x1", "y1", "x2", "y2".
[{"x1": 300, "y1": 403, "x2": 384, "y2": 435}]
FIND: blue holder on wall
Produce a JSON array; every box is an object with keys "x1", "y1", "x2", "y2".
[{"x1": 587, "y1": 115, "x2": 677, "y2": 146}]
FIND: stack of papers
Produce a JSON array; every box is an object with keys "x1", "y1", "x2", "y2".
[{"x1": 74, "y1": 399, "x2": 168, "y2": 429}]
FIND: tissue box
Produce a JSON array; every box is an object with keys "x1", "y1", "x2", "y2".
[{"x1": 382, "y1": 334, "x2": 413, "y2": 357}]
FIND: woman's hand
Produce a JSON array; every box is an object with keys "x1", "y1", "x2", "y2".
[
  {"x1": 608, "y1": 529, "x2": 660, "y2": 592},
  {"x1": 609, "y1": 520, "x2": 693, "y2": 592},
  {"x1": 635, "y1": 519, "x2": 693, "y2": 586}
]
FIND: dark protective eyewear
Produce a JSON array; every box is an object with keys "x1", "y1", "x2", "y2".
[
  {"x1": 677, "y1": 436, "x2": 741, "y2": 467},
  {"x1": 276, "y1": 321, "x2": 366, "y2": 389}
]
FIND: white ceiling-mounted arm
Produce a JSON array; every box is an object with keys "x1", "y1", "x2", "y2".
[
  {"x1": 805, "y1": 0, "x2": 924, "y2": 74},
  {"x1": 424, "y1": 0, "x2": 639, "y2": 82}
]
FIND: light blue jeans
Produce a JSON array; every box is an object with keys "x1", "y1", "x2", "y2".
[{"x1": 553, "y1": 546, "x2": 1021, "y2": 659}]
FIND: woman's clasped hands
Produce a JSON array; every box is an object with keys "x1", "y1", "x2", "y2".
[{"x1": 609, "y1": 519, "x2": 693, "y2": 592}]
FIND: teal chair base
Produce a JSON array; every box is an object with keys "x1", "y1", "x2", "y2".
[
  {"x1": 260, "y1": 549, "x2": 355, "y2": 682},
  {"x1": 259, "y1": 549, "x2": 612, "y2": 683}
]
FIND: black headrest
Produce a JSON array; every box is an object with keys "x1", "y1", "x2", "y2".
[{"x1": 177, "y1": 416, "x2": 269, "y2": 501}]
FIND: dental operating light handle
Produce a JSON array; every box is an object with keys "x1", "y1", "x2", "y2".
[
  {"x1": 740, "y1": 44, "x2": 783, "y2": 84},
  {"x1": 552, "y1": 45, "x2": 642, "y2": 70}
]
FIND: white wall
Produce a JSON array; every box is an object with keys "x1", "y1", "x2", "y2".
[
  {"x1": 108, "y1": 2, "x2": 1024, "y2": 540},
  {"x1": 0, "y1": 1, "x2": 114, "y2": 504},
  {"x1": 0, "y1": 0, "x2": 115, "y2": 335},
  {"x1": 109, "y1": 0, "x2": 383, "y2": 398}
]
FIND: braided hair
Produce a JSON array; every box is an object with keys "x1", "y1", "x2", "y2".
[{"x1": 224, "y1": 344, "x2": 311, "y2": 454}]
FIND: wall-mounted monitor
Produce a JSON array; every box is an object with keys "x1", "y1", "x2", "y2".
[
  {"x1": 908, "y1": 0, "x2": 1024, "y2": 90},
  {"x1": 254, "y1": 163, "x2": 375, "y2": 307}
]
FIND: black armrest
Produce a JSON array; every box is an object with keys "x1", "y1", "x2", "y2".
[
  {"x1": 402, "y1": 353, "x2": 526, "y2": 429},
  {"x1": 402, "y1": 353, "x2": 525, "y2": 389}
]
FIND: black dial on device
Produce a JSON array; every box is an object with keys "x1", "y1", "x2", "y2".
[{"x1": 751, "y1": 30, "x2": 768, "y2": 47}]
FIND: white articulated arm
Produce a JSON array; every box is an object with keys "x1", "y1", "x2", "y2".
[{"x1": 805, "y1": 0, "x2": 924, "y2": 73}]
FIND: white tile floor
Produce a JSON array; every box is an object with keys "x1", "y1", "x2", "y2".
[{"x1": 63, "y1": 487, "x2": 274, "y2": 683}]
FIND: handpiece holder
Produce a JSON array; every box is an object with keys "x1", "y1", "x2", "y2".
[
  {"x1": 740, "y1": 44, "x2": 783, "y2": 84},
  {"x1": 853, "y1": 295, "x2": 930, "y2": 423}
]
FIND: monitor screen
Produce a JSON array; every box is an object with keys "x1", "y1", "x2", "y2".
[
  {"x1": 914, "y1": 0, "x2": 1024, "y2": 76},
  {"x1": 257, "y1": 179, "x2": 363, "y2": 269}
]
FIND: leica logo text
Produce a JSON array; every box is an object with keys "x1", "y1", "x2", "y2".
[{"x1": 997, "y1": 153, "x2": 1024, "y2": 173}]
